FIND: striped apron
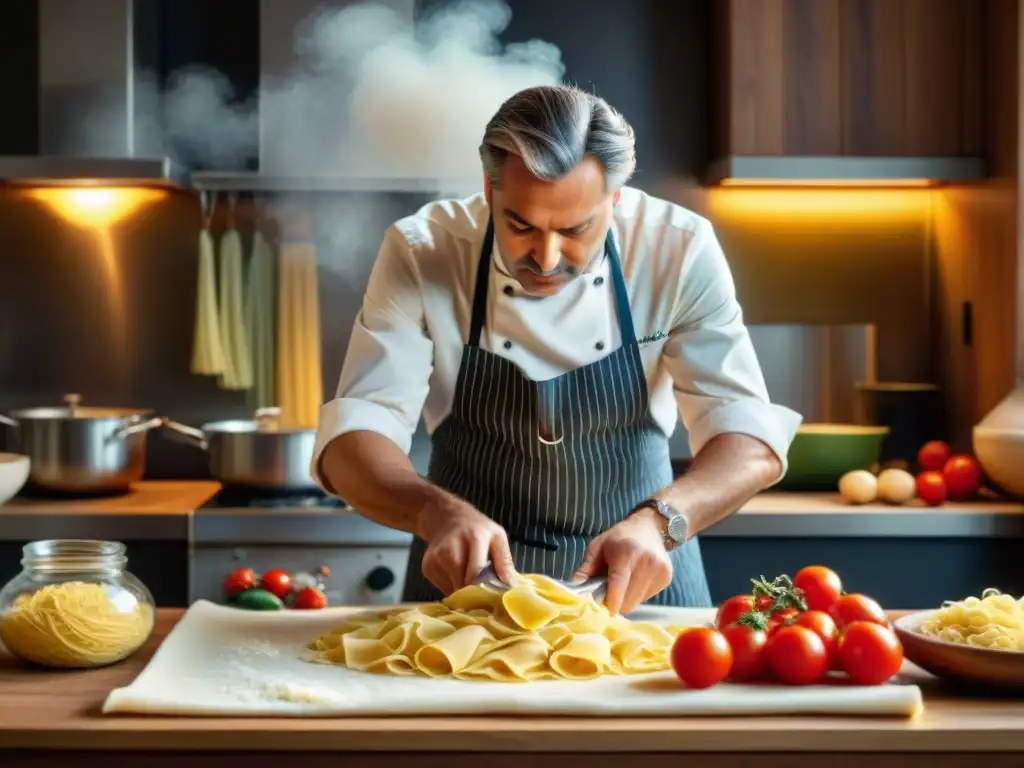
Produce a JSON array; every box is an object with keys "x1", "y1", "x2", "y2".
[{"x1": 402, "y1": 219, "x2": 713, "y2": 608}]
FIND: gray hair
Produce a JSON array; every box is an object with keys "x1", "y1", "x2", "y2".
[{"x1": 479, "y1": 85, "x2": 636, "y2": 192}]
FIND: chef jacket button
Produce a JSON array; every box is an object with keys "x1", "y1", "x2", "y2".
[
  {"x1": 594, "y1": 276, "x2": 604, "y2": 286},
  {"x1": 503, "y1": 340, "x2": 513, "y2": 350},
  {"x1": 595, "y1": 341, "x2": 605, "y2": 351},
  {"x1": 503, "y1": 285, "x2": 514, "y2": 296}
]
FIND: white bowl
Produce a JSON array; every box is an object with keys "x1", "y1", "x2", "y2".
[
  {"x1": 0, "y1": 453, "x2": 30, "y2": 505},
  {"x1": 973, "y1": 427, "x2": 1024, "y2": 499}
]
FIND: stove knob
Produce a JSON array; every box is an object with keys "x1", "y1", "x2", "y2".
[{"x1": 365, "y1": 566, "x2": 395, "y2": 592}]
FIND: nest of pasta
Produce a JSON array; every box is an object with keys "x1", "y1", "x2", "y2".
[{"x1": 917, "y1": 588, "x2": 1024, "y2": 651}]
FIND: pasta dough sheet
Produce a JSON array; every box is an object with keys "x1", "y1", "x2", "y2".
[{"x1": 103, "y1": 601, "x2": 923, "y2": 718}]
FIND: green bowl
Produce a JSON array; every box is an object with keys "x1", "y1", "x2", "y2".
[{"x1": 780, "y1": 424, "x2": 890, "y2": 490}]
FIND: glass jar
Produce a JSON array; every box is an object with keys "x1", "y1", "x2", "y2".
[{"x1": 0, "y1": 539, "x2": 156, "y2": 668}]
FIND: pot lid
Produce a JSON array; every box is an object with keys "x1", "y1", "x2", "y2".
[
  {"x1": 6, "y1": 394, "x2": 151, "y2": 420},
  {"x1": 202, "y1": 407, "x2": 314, "y2": 435}
]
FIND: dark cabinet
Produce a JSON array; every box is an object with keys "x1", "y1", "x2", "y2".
[{"x1": 715, "y1": 0, "x2": 983, "y2": 157}]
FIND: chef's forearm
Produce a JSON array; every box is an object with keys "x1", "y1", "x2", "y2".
[
  {"x1": 319, "y1": 430, "x2": 458, "y2": 539},
  {"x1": 655, "y1": 433, "x2": 782, "y2": 535}
]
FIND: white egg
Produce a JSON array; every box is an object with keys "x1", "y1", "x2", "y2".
[
  {"x1": 876, "y1": 468, "x2": 917, "y2": 505},
  {"x1": 838, "y1": 470, "x2": 878, "y2": 504}
]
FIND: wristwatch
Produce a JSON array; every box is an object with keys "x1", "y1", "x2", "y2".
[{"x1": 630, "y1": 498, "x2": 689, "y2": 551}]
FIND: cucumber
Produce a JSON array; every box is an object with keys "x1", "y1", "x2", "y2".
[{"x1": 234, "y1": 587, "x2": 285, "y2": 611}]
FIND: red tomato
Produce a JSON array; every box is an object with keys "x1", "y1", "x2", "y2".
[
  {"x1": 793, "y1": 610, "x2": 838, "y2": 647},
  {"x1": 259, "y1": 568, "x2": 294, "y2": 600},
  {"x1": 292, "y1": 586, "x2": 327, "y2": 610},
  {"x1": 671, "y1": 628, "x2": 733, "y2": 689},
  {"x1": 915, "y1": 471, "x2": 947, "y2": 506},
  {"x1": 764, "y1": 625, "x2": 829, "y2": 685},
  {"x1": 755, "y1": 595, "x2": 777, "y2": 613},
  {"x1": 720, "y1": 623, "x2": 768, "y2": 681},
  {"x1": 918, "y1": 440, "x2": 952, "y2": 472},
  {"x1": 715, "y1": 595, "x2": 755, "y2": 628},
  {"x1": 943, "y1": 455, "x2": 982, "y2": 500},
  {"x1": 767, "y1": 607, "x2": 799, "y2": 634},
  {"x1": 792, "y1": 610, "x2": 839, "y2": 667},
  {"x1": 223, "y1": 567, "x2": 257, "y2": 599},
  {"x1": 837, "y1": 621, "x2": 904, "y2": 685},
  {"x1": 793, "y1": 566, "x2": 843, "y2": 612},
  {"x1": 829, "y1": 593, "x2": 888, "y2": 628}
]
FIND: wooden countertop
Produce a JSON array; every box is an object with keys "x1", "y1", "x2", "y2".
[
  {"x1": 0, "y1": 481, "x2": 221, "y2": 515},
  {"x1": 1, "y1": 610, "x2": 1024, "y2": 765}
]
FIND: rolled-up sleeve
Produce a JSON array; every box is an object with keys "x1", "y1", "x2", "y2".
[
  {"x1": 662, "y1": 220, "x2": 802, "y2": 481},
  {"x1": 311, "y1": 228, "x2": 434, "y2": 491}
]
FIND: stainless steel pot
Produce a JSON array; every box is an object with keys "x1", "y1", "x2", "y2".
[
  {"x1": 161, "y1": 407, "x2": 318, "y2": 491},
  {"x1": 0, "y1": 393, "x2": 163, "y2": 494}
]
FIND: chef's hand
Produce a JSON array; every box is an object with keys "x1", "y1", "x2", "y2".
[
  {"x1": 573, "y1": 509, "x2": 672, "y2": 615},
  {"x1": 416, "y1": 494, "x2": 517, "y2": 595}
]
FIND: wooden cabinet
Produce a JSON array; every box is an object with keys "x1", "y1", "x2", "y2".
[{"x1": 715, "y1": 0, "x2": 983, "y2": 157}]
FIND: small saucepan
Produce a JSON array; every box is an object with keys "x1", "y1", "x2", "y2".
[
  {"x1": 0, "y1": 393, "x2": 164, "y2": 494},
  {"x1": 161, "y1": 407, "x2": 319, "y2": 492}
]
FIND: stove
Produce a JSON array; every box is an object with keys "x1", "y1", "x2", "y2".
[
  {"x1": 199, "y1": 487, "x2": 349, "y2": 510},
  {"x1": 189, "y1": 487, "x2": 412, "y2": 608}
]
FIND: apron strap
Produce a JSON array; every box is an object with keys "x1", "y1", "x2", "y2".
[
  {"x1": 468, "y1": 217, "x2": 637, "y2": 347},
  {"x1": 604, "y1": 228, "x2": 637, "y2": 345},
  {"x1": 468, "y1": 217, "x2": 495, "y2": 348}
]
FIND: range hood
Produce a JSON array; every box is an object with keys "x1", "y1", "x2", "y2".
[
  {"x1": 0, "y1": 0, "x2": 187, "y2": 189},
  {"x1": 706, "y1": 156, "x2": 986, "y2": 187},
  {"x1": 0, "y1": 0, "x2": 464, "y2": 195},
  {"x1": 190, "y1": 0, "x2": 473, "y2": 195}
]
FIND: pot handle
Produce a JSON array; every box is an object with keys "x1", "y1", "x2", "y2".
[
  {"x1": 108, "y1": 416, "x2": 165, "y2": 443},
  {"x1": 160, "y1": 419, "x2": 210, "y2": 451},
  {"x1": 0, "y1": 414, "x2": 17, "y2": 429},
  {"x1": 254, "y1": 406, "x2": 283, "y2": 431}
]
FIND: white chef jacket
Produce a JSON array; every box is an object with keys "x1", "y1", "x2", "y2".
[{"x1": 312, "y1": 186, "x2": 801, "y2": 489}]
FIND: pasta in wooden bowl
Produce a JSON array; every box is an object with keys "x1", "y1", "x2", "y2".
[
  {"x1": 305, "y1": 574, "x2": 687, "y2": 682},
  {"x1": 894, "y1": 589, "x2": 1024, "y2": 691}
]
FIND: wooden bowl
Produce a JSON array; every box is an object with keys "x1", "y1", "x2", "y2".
[{"x1": 894, "y1": 610, "x2": 1024, "y2": 692}]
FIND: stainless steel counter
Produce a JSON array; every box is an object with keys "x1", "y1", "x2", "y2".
[{"x1": 1, "y1": 486, "x2": 1022, "y2": 543}]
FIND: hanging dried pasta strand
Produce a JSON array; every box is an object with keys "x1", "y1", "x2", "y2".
[
  {"x1": 300, "y1": 242, "x2": 323, "y2": 429},
  {"x1": 190, "y1": 226, "x2": 226, "y2": 376}
]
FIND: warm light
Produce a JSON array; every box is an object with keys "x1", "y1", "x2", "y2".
[
  {"x1": 24, "y1": 186, "x2": 166, "y2": 228},
  {"x1": 718, "y1": 179, "x2": 936, "y2": 188},
  {"x1": 706, "y1": 187, "x2": 934, "y2": 221}
]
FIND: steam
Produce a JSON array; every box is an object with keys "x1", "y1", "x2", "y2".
[{"x1": 130, "y1": 0, "x2": 566, "y2": 184}]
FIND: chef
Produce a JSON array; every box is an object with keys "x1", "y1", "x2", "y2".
[{"x1": 313, "y1": 84, "x2": 801, "y2": 614}]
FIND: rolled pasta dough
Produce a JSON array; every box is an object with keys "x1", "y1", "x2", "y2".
[{"x1": 306, "y1": 574, "x2": 687, "y2": 682}]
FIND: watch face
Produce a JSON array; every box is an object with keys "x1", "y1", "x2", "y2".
[{"x1": 667, "y1": 513, "x2": 689, "y2": 543}]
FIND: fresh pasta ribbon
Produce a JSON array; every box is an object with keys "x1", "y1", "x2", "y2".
[
  {"x1": 918, "y1": 588, "x2": 1024, "y2": 650},
  {"x1": 306, "y1": 574, "x2": 687, "y2": 682},
  {"x1": 0, "y1": 582, "x2": 154, "y2": 668}
]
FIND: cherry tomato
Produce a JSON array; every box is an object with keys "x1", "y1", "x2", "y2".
[
  {"x1": 915, "y1": 470, "x2": 947, "y2": 506},
  {"x1": 223, "y1": 567, "x2": 257, "y2": 599},
  {"x1": 793, "y1": 566, "x2": 843, "y2": 612},
  {"x1": 259, "y1": 568, "x2": 294, "y2": 600},
  {"x1": 720, "y1": 623, "x2": 768, "y2": 681},
  {"x1": 765, "y1": 625, "x2": 829, "y2": 685},
  {"x1": 755, "y1": 595, "x2": 777, "y2": 613},
  {"x1": 918, "y1": 440, "x2": 951, "y2": 472},
  {"x1": 943, "y1": 455, "x2": 982, "y2": 500},
  {"x1": 767, "y1": 607, "x2": 799, "y2": 634},
  {"x1": 671, "y1": 627, "x2": 733, "y2": 689},
  {"x1": 829, "y1": 593, "x2": 888, "y2": 628},
  {"x1": 838, "y1": 621, "x2": 904, "y2": 685},
  {"x1": 792, "y1": 610, "x2": 839, "y2": 666},
  {"x1": 292, "y1": 585, "x2": 328, "y2": 610},
  {"x1": 715, "y1": 595, "x2": 755, "y2": 628}
]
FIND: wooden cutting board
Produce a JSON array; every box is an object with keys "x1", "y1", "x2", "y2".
[{"x1": 103, "y1": 601, "x2": 923, "y2": 718}]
